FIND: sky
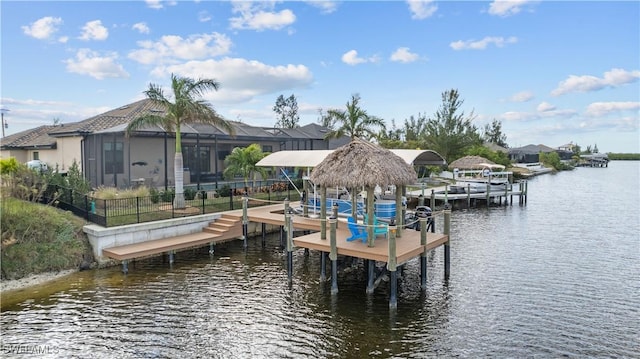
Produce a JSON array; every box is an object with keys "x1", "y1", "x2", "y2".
[{"x1": 1, "y1": 0, "x2": 639, "y2": 153}]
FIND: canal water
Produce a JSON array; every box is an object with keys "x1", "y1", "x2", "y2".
[{"x1": 1, "y1": 161, "x2": 639, "y2": 358}]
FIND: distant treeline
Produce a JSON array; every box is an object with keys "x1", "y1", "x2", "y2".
[{"x1": 607, "y1": 153, "x2": 640, "y2": 160}]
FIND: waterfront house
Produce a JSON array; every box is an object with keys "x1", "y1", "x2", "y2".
[{"x1": 0, "y1": 99, "x2": 349, "y2": 189}]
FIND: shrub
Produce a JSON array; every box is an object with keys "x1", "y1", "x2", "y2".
[
  {"x1": 184, "y1": 188, "x2": 196, "y2": 200},
  {"x1": 218, "y1": 184, "x2": 231, "y2": 197},
  {"x1": 150, "y1": 187, "x2": 160, "y2": 203},
  {"x1": 160, "y1": 188, "x2": 174, "y2": 202}
]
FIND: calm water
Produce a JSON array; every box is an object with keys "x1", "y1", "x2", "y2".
[{"x1": 2, "y1": 161, "x2": 639, "y2": 358}]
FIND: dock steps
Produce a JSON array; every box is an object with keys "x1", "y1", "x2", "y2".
[{"x1": 102, "y1": 214, "x2": 243, "y2": 261}]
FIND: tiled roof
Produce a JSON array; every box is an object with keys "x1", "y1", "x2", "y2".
[
  {"x1": 49, "y1": 99, "x2": 162, "y2": 135},
  {"x1": 1, "y1": 125, "x2": 58, "y2": 149}
]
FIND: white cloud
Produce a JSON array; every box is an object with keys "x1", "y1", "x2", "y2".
[
  {"x1": 79, "y1": 20, "x2": 109, "y2": 41},
  {"x1": 537, "y1": 101, "x2": 556, "y2": 112},
  {"x1": 585, "y1": 101, "x2": 640, "y2": 117},
  {"x1": 145, "y1": 0, "x2": 177, "y2": 9},
  {"x1": 230, "y1": 1, "x2": 296, "y2": 31},
  {"x1": 22, "y1": 16, "x2": 63, "y2": 40},
  {"x1": 64, "y1": 49, "x2": 129, "y2": 80},
  {"x1": 198, "y1": 11, "x2": 212, "y2": 22},
  {"x1": 128, "y1": 33, "x2": 232, "y2": 65},
  {"x1": 407, "y1": 0, "x2": 437, "y2": 20},
  {"x1": 390, "y1": 47, "x2": 419, "y2": 63},
  {"x1": 152, "y1": 57, "x2": 313, "y2": 104},
  {"x1": 551, "y1": 68, "x2": 640, "y2": 96},
  {"x1": 450, "y1": 36, "x2": 518, "y2": 50},
  {"x1": 488, "y1": 0, "x2": 538, "y2": 17},
  {"x1": 132, "y1": 22, "x2": 150, "y2": 34},
  {"x1": 509, "y1": 91, "x2": 534, "y2": 102},
  {"x1": 341, "y1": 50, "x2": 379, "y2": 66},
  {"x1": 305, "y1": 1, "x2": 338, "y2": 14}
]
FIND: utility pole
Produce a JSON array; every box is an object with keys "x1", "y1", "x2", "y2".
[{"x1": 0, "y1": 108, "x2": 9, "y2": 137}]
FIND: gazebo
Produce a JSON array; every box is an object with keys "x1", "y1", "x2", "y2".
[{"x1": 310, "y1": 138, "x2": 417, "y2": 245}]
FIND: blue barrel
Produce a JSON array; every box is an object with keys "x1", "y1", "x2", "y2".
[{"x1": 375, "y1": 200, "x2": 396, "y2": 219}]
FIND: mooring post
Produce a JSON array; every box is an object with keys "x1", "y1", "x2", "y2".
[
  {"x1": 418, "y1": 194, "x2": 424, "y2": 207},
  {"x1": 486, "y1": 183, "x2": 491, "y2": 205},
  {"x1": 388, "y1": 221, "x2": 398, "y2": 309},
  {"x1": 444, "y1": 206, "x2": 451, "y2": 278},
  {"x1": 261, "y1": 223, "x2": 266, "y2": 248},
  {"x1": 430, "y1": 189, "x2": 435, "y2": 211},
  {"x1": 320, "y1": 252, "x2": 327, "y2": 282},
  {"x1": 329, "y1": 216, "x2": 338, "y2": 295},
  {"x1": 524, "y1": 181, "x2": 528, "y2": 204},
  {"x1": 242, "y1": 196, "x2": 249, "y2": 249},
  {"x1": 122, "y1": 260, "x2": 129, "y2": 274},
  {"x1": 168, "y1": 250, "x2": 175, "y2": 265},
  {"x1": 467, "y1": 184, "x2": 471, "y2": 208},
  {"x1": 420, "y1": 216, "x2": 428, "y2": 290},
  {"x1": 209, "y1": 242, "x2": 215, "y2": 255},
  {"x1": 286, "y1": 212, "x2": 294, "y2": 283},
  {"x1": 279, "y1": 225, "x2": 285, "y2": 248},
  {"x1": 504, "y1": 183, "x2": 508, "y2": 206}
]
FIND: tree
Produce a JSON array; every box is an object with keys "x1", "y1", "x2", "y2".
[
  {"x1": 273, "y1": 94, "x2": 300, "y2": 128},
  {"x1": 483, "y1": 119, "x2": 508, "y2": 148},
  {"x1": 223, "y1": 144, "x2": 269, "y2": 194},
  {"x1": 323, "y1": 94, "x2": 386, "y2": 141},
  {"x1": 423, "y1": 89, "x2": 482, "y2": 163},
  {"x1": 125, "y1": 73, "x2": 235, "y2": 209}
]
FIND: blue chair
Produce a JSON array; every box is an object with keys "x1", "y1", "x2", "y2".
[
  {"x1": 347, "y1": 216, "x2": 367, "y2": 242},
  {"x1": 364, "y1": 214, "x2": 388, "y2": 238}
]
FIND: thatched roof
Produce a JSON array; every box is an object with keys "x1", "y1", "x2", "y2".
[
  {"x1": 309, "y1": 138, "x2": 417, "y2": 188},
  {"x1": 448, "y1": 155, "x2": 496, "y2": 170}
]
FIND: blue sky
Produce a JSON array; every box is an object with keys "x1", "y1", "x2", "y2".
[{"x1": 1, "y1": 0, "x2": 639, "y2": 153}]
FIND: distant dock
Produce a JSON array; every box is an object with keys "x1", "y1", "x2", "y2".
[{"x1": 406, "y1": 181, "x2": 528, "y2": 210}]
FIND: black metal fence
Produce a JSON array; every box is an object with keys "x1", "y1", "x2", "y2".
[{"x1": 47, "y1": 180, "x2": 300, "y2": 227}]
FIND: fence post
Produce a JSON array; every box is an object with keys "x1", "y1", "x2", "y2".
[
  {"x1": 230, "y1": 190, "x2": 234, "y2": 210},
  {"x1": 136, "y1": 196, "x2": 140, "y2": 223}
]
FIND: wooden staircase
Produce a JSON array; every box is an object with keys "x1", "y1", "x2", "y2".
[{"x1": 203, "y1": 214, "x2": 243, "y2": 240}]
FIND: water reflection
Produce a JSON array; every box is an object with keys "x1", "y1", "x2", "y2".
[{"x1": 2, "y1": 162, "x2": 639, "y2": 358}]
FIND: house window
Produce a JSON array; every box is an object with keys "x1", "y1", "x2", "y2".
[
  {"x1": 104, "y1": 142, "x2": 124, "y2": 174},
  {"x1": 184, "y1": 145, "x2": 210, "y2": 173},
  {"x1": 33, "y1": 152, "x2": 39, "y2": 160},
  {"x1": 262, "y1": 145, "x2": 272, "y2": 153}
]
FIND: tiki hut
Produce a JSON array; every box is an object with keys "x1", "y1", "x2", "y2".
[
  {"x1": 310, "y1": 138, "x2": 417, "y2": 246},
  {"x1": 448, "y1": 155, "x2": 496, "y2": 170}
]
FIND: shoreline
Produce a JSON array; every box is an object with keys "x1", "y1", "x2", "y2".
[{"x1": 1, "y1": 269, "x2": 77, "y2": 294}]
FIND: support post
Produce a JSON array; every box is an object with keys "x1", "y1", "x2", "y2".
[
  {"x1": 444, "y1": 206, "x2": 451, "y2": 278},
  {"x1": 320, "y1": 187, "x2": 327, "y2": 240},
  {"x1": 286, "y1": 213, "x2": 294, "y2": 283},
  {"x1": 366, "y1": 186, "x2": 374, "y2": 247},
  {"x1": 395, "y1": 188, "x2": 403, "y2": 238},
  {"x1": 261, "y1": 223, "x2": 266, "y2": 248},
  {"x1": 122, "y1": 260, "x2": 129, "y2": 274},
  {"x1": 430, "y1": 189, "x2": 435, "y2": 210},
  {"x1": 329, "y1": 216, "x2": 338, "y2": 295},
  {"x1": 366, "y1": 260, "x2": 375, "y2": 294},
  {"x1": 209, "y1": 242, "x2": 215, "y2": 255},
  {"x1": 467, "y1": 184, "x2": 471, "y2": 208},
  {"x1": 168, "y1": 250, "x2": 175, "y2": 265},
  {"x1": 388, "y1": 221, "x2": 398, "y2": 309},
  {"x1": 242, "y1": 196, "x2": 249, "y2": 249},
  {"x1": 420, "y1": 217, "x2": 427, "y2": 290},
  {"x1": 320, "y1": 252, "x2": 327, "y2": 282}
]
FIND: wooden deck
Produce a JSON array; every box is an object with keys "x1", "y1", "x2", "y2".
[{"x1": 102, "y1": 203, "x2": 448, "y2": 266}]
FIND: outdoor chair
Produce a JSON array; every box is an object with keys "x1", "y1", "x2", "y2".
[
  {"x1": 347, "y1": 216, "x2": 367, "y2": 242},
  {"x1": 364, "y1": 214, "x2": 388, "y2": 238}
]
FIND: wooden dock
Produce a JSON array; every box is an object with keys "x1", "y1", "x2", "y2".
[{"x1": 101, "y1": 201, "x2": 451, "y2": 308}]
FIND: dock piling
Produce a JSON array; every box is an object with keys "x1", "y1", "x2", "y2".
[
  {"x1": 388, "y1": 221, "x2": 398, "y2": 308},
  {"x1": 320, "y1": 252, "x2": 326, "y2": 282},
  {"x1": 122, "y1": 260, "x2": 128, "y2": 274},
  {"x1": 420, "y1": 217, "x2": 428, "y2": 290},
  {"x1": 242, "y1": 196, "x2": 249, "y2": 249},
  {"x1": 444, "y1": 207, "x2": 451, "y2": 278},
  {"x1": 329, "y1": 217, "x2": 338, "y2": 295}
]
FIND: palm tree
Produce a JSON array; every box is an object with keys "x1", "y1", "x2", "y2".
[
  {"x1": 223, "y1": 143, "x2": 269, "y2": 194},
  {"x1": 324, "y1": 94, "x2": 386, "y2": 141},
  {"x1": 126, "y1": 73, "x2": 235, "y2": 209}
]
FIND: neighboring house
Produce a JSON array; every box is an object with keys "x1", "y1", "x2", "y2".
[
  {"x1": 0, "y1": 124, "x2": 82, "y2": 172},
  {"x1": 1, "y1": 99, "x2": 348, "y2": 189},
  {"x1": 508, "y1": 144, "x2": 557, "y2": 163}
]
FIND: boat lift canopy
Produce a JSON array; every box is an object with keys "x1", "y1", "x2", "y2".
[{"x1": 256, "y1": 149, "x2": 446, "y2": 168}]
